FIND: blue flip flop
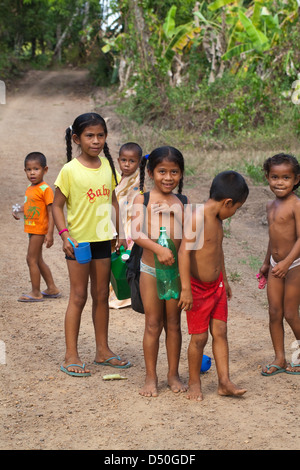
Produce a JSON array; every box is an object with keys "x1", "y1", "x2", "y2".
[
  {"x1": 42, "y1": 291, "x2": 61, "y2": 299},
  {"x1": 18, "y1": 294, "x2": 44, "y2": 302},
  {"x1": 60, "y1": 363, "x2": 91, "y2": 377},
  {"x1": 94, "y1": 355, "x2": 132, "y2": 369},
  {"x1": 261, "y1": 364, "x2": 286, "y2": 376},
  {"x1": 285, "y1": 363, "x2": 300, "y2": 375}
]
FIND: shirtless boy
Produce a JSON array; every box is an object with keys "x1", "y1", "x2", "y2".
[
  {"x1": 259, "y1": 153, "x2": 300, "y2": 376},
  {"x1": 178, "y1": 171, "x2": 249, "y2": 401}
]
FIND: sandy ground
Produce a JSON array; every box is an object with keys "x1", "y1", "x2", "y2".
[{"x1": 0, "y1": 69, "x2": 299, "y2": 452}]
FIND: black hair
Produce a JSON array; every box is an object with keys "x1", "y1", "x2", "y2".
[
  {"x1": 119, "y1": 142, "x2": 143, "y2": 159},
  {"x1": 263, "y1": 153, "x2": 300, "y2": 190},
  {"x1": 209, "y1": 170, "x2": 249, "y2": 204},
  {"x1": 139, "y1": 146, "x2": 184, "y2": 194},
  {"x1": 66, "y1": 112, "x2": 118, "y2": 185},
  {"x1": 24, "y1": 152, "x2": 47, "y2": 168}
]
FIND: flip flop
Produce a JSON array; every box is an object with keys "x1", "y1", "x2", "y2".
[
  {"x1": 261, "y1": 364, "x2": 286, "y2": 376},
  {"x1": 60, "y1": 363, "x2": 91, "y2": 377},
  {"x1": 41, "y1": 291, "x2": 61, "y2": 298},
  {"x1": 18, "y1": 294, "x2": 44, "y2": 302},
  {"x1": 256, "y1": 273, "x2": 267, "y2": 289},
  {"x1": 94, "y1": 355, "x2": 132, "y2": 369},
  {"x1": 285, "y1": 363, "x2": 300, "y2": 375}
]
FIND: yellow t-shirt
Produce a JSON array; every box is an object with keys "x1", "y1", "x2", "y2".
[{"x1": 54, "y1": 157, "x2": 120, "y2": 242}]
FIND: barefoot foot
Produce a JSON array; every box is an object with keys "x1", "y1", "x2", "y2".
[
  {"x1": 186, "y1": 383, "x2": 203, "y2": 401},
  {"x1": 218, "y1": 380, "x2": 247, "y2": 397},
  {"x1": 139, "y1": 377, "x2": 158, "y2": 397},
  {"x1": 168, "y1": 374, "x2": 187, "y2": 393}
]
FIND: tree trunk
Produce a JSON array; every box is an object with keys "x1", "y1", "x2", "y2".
[
  {"x1": 129, "y1": 0, "x2": 153, "y2": 71},
  {"x1": 53, "y1": 7, "x2": 80, "y2": 60}
]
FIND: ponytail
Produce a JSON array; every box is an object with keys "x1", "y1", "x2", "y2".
[
  {"x1": 178, "y1": 176, "x2": 183, "y2": 194},
  {"x1": 65, "y1": 126, "x2": 73, "y2": 162},
  {"x1": 103, "y1": 142, "x2": 118, "y2": 186},
  {"x1": 139, "y1": 155, "x2": 148, "y2": 194}
]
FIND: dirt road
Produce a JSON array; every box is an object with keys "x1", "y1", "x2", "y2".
[{"x1": 0, "y1": 69, "x2": 299, "y2": 451}]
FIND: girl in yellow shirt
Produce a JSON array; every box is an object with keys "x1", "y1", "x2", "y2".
[{"x1": 53, "y1": 112, "x2": 130, "y2": 377}]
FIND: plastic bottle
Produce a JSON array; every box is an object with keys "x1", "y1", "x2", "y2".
[
  {"x1": 110, "y1": 246, "x2": 131, "y2": 300},
  {"x1": 154, "y1": 227, "x2": 181, "y2": 300}
]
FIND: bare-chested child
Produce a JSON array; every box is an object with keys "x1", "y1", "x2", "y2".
[
  {"x1": 132, "y1": 146, "x2": 188, "y2": 397},
  {"x1": 259, "y1": 153, "x2": 300, "y2": 376},
  {"x1": 178, "y1": 171, "x2": 249, "y2": 401}
]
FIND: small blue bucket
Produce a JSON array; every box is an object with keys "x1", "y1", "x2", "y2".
[{"x1": 74, "y1": 242, "x2": 92, "y2": 264}]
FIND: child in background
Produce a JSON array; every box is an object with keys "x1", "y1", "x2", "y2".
[
  {"x1": 52, "y1": 112, "x2": 130, "y2": 377},
  {"x1": 132, "y1": 146, "x2": 188, "y2": 397},
  {"x1": 109, "y1": 142, "x2": 142, "y2": 309},
  {"x1": 179, "y1": 171, "x2": 249, "y2": 401},
  {"x1": 259, "y1": 153, "x2": 300, "y2": 376},
  {"x1": 13, "y1": 152, "x2": 60, "y2": 302}
]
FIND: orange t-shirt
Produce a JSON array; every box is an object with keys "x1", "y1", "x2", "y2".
[{"x1": 24, "y1": 182, "x2": 54, "y2": 235}]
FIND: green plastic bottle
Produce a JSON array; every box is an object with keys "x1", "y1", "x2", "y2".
[
  {"x1": 110, "y1": 246, "x2": 131, "y2": 300},
  {"x1": 154, "y1": 227, "x2": 180, "y2": 300}
]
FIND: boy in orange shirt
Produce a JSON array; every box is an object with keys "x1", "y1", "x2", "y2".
[{"x1": 13, "y1": 152, "x2": 60, "y2": 302}]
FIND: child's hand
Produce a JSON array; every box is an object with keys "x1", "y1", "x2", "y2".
[
  {"x1": 178, "y1": 289, "x2": 193, "y2": 311},
  {"x1": 224, "y1": 279, "x2": 232, "y2": 300},
  {"x1": 45, "y1": 234, "x2": 54, "y2": 248},
  {"x1": 12, "y1": 204, "x2": 24, "y2": 220},
  {"x1": 256, "y1": 272, "x2": 267, "y2": 289},
  {"x1": 115, "y1": 238, "x2": 127, "y2": 253},
  {"x1": 259, "y1": 263, "x2": 269, "y2": 279},
  {"x1": 152, "y1": 200, "x2": 182, "y2": 220},
  {"x1": 63, "y1": 236, "x2": 77, "y2": 259},
  {"x1": 12, "y1": 211, "x2": 20, "y2": 220},
  {"x1": 152, "y1": 200, "x2": 170, "y2": 214},
  {"x1": 271, "y1": 260, "x2": 289, "y2": 278},
  {"x1": 156, "y1": 246, "x2": 175, "y2": 266}
]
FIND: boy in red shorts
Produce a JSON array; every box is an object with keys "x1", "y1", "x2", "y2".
[{"x1": 178, "y1": 171, "x2": 249, "y2": 401}]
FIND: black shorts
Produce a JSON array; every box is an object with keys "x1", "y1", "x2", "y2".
[{"x1": 66, "y1": 240, "x2": 111, "y2": 261}]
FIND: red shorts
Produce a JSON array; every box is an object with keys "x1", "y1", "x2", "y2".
[{"x1": 186, "y1": 272, "x2": 228, "y2": 334}]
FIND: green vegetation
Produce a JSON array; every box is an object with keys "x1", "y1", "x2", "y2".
[
  {"x1": 1, "y1": 0, "x2": 300, "y2": 182},
  {"x1": 102, "y1": 0, "x2": 300, "y2": 176},
  {"x1": 0, "y1": 0, "x2": 106, "y2": 78}
]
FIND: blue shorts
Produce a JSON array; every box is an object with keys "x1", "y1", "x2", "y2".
[{"x1": 66, "y1": 240, "x2": 111, "y2": 260}]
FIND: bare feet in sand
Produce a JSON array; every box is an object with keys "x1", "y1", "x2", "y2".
[
  {"x1": 139, "y1": 374, "x2": 187, "y2": 397},
  {"x1": 218, "y1": 380, "x2": 247, "y2": 397},
  {"x1": 168, "y1": 374, "x2": 187, "y2": 393},
  {"x1": 186, "y1": 383, "x2": 203, "y2": 401},
  {"x1": 139, "y1": 377, "x2": 158, "y2": 397},
  {"x1": 186, "y1": 379, "x2": 246, "y2": 401}
]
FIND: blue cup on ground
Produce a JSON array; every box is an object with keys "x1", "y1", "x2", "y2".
[
  {"x1": 201, "y1": 354, "x2": 212, "y2": 373},
  {"x1": 74, "y1": 242, "x2": 92, "y2": 264}
]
